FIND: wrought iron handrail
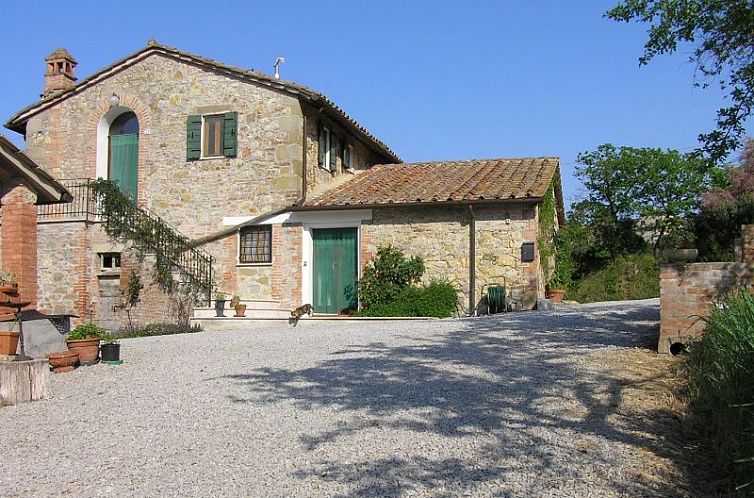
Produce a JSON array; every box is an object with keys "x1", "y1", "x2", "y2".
[
  {"x1": 32, "y1": 179, "x2": 213, "y2": 303},
  {"x1": 37, "y1": 178, "x2": 100, "y2": 220},
  {"x1": 93, "y1": 181, "x2": 214, "y2": 303}
]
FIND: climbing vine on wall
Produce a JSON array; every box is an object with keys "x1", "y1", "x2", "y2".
[
  {"x1": 537, "y1": 174, "x2": 560, "y2": 284},
  {"x1": 90, "y1": 179, "x2": 204, "y2": 297}
]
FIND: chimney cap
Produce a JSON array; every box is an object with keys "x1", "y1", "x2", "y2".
[{"x1": 45, "y1": 48, "x2": 77, "y2": 64}]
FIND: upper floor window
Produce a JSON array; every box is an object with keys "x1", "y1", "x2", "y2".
[
  {"x1": 342, "y1": 142, "x2": 353, "y2": 170},
  {"x1": 203, "y1": 115, "x2": 224, "y2": 158},
  {"x1": 318, "y1": 123, "x2": 341, "y2": 172},
  {"x1": 318, "y1": 126, "x2": 331, "y2": 171},
  {"x1": 186, "y1": 112, "x2": 237, "y2": 160},
  {"x1": 239, "y1": 225, "x2": 272, "y2": 264}
]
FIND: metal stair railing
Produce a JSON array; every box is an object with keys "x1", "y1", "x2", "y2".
[{"x1": 91, "y1": 180, "x2": 214, "y2": 304}]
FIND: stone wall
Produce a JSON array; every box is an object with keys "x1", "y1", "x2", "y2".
[
  {"x1": 216, "y1": 223, "x2": 302, "y2": 310},
  {"x1": 362, "y1": 203, "x2": 542, "y2": 312},
  {"x1": 36, "y1": 220, "x2": 176, "y2": 329}
]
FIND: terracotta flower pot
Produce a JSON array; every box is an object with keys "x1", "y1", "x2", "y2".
[
  {"x1": 548, "y1": 288, "x2": 566, "y2": 303},
  {"x1": 66, "y1": 338, "x2": 101, "y2": 364},
  {"x1": 0, "y1": 283, "x2": 18, "y2": 294},
  {"x1": 234, "y1": 304, "x2": 247, "y2": 317},
  {"x1": 47, "y1": 350, "x2": 79, "y2": 373},
  {"x1": 0, "y1": 331, "x2": 19, "y2": 356}
]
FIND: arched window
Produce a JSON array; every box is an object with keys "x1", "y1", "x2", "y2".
[{"x1": 108, "y1": 111, "x2": 139, "y2": 201}]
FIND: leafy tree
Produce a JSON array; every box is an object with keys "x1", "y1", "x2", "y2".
[
  {"x1": 606, "y1": 0, "x2": 754, "y2": 162},
  {"x1": 575, "y1": 144, "x2": 710, "y2": 253},
  {"x1": 695, "y1": 137, "x2": 754, "y2": 260}
]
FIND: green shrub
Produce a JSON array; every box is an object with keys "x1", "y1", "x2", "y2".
[
  {"x1": 68, "y1": 324, "x2": 105, "y2": 340},
  {"x1": 686, "y1": 290, "x2": 754, "y2": 490},
  {"x1": 568, "y1": 251, "x2": 659, "y2": 303},
  {"x1": 358, "y1": 245, "x2": 425, "y2": 309},
  {"x1": 356, "y1": 281, "x2": 458, "y2": 318}
]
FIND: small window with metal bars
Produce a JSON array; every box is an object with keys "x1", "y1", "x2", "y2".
[{"x1": 239, "y1": 225, "x2": 272, "y2": 264}]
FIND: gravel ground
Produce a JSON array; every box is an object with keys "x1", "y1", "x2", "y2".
[{"x1": 0, "y1": 299, "x2": 694, "y2": 497}]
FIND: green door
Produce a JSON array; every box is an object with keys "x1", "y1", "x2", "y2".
[
  {"x1": 109, "y1": 133, "x2": 138, "y2": 202},
  {"x1": 313, "y1": 228, "x2": 358, "y2": 314}
]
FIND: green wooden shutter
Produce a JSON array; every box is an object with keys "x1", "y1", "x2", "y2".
[
  {"x1": 317, "y1": 123, "x2": 326, "y2": 167},
  {"x1": 330, "y1": 134, "x2": 339, "y2": 172},
  {"x1": 223, "y1": 112, "x2": 237, "y2": 158},
  {"x1": 186, "y1": 115, "x2": 201, "y2": 160},
  {"x1": 342, "y1": 141, "x2": 351, "y2": 169}
]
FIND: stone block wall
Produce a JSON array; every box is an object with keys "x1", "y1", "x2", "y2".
[
  {"x1": 362, "y1": 203, "x2": 542, "y2": 312},
  {"x1": 216, "y1": 223, "x2": 302, "y2": 311},
  {"x1": 659, "y1": 263, "x2": 753, "y2": 354},
  {"x1": 36, "y1": 219, "x2": 176, "y2": 329}
]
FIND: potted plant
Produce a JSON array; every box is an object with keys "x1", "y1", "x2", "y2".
[
  {"x1": 547, "y1": 267, "x2": 569, "y2": 304},
  {"x1": 100, "y1": 337, "x2": 122, "y2": 365},
  {"x1": 0, "y1": 320, "x2": 19, "y2": 356},
  {"x1": 215, "y1": 292, "x2": 227, "y2": 317},
  {"x1": 66, "y1": 324, "x2": 105, "y2": 365},
  {"x1": 230, "y1": 295, "x2": 246, "y2": 317},
  {"x1": 47, "y1": 350, "x2": 79, "y2": 373}
]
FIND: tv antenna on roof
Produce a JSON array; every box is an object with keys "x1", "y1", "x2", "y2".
[{"x1": 274, "y1": 57, "x2": 285, "y2": 79}]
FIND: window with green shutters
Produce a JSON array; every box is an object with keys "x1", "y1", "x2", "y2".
[{"x1": 186, "y1": 112, "x2": 237, "y2": 160}]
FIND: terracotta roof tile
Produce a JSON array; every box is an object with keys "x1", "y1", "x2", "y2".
[{"x1": 301, "y1": 157, "x2": 559, "y2": 208}]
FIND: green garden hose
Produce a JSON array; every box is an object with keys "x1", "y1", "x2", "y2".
[{"x1": 487, "y1": 284, "x2": 506, "y2": 314}]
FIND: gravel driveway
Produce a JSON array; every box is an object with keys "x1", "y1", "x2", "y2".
[{"x1": 0, "y1": 299, "x2": 693, "y2": 497}]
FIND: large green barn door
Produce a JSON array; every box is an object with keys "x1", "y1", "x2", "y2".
[
  {"x1": 312, "y1": 228, "x2": 358, "y2": 314},
  {"x1": 109, "y1": 133, "x2": 138, "y2": 202}
]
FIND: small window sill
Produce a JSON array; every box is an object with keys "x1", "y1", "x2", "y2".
[
  {"x1": 236, "y1": 262, "x2": 273, "y2": 268},
  {"x1": 98, "y1": 269, "x2": 121, "y2": 277}
]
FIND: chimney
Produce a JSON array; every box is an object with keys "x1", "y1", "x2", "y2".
[{"x1": 42, "y1": 48, "x2": 77, "y2": 98}]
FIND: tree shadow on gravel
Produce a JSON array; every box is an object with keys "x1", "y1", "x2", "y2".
[{"x1": 224, "y1": 301, "x2": 695, "y2": 497}]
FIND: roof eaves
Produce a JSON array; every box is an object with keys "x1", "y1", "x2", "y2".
[{"x1": 0, "y1": 134, "x2": 71, "y2": 204}]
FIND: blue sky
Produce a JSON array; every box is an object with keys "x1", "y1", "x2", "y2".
[{"x1": 1, "y1": 1, "x2": 746, "y2": 207}]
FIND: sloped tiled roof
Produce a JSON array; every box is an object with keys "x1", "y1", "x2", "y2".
[
  {"x1": 6, "y1": 41, "x2": 400, "y2": 163},
  {"x1": 299, "y1": 157, "x2": 559, "y2": 209},
  {"x1": 0, "y1": 133, "x2": 71, "y2": 205}
]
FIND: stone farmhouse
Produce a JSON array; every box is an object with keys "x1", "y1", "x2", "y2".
[{"x1": 3, "y1": 41, "x2": 563, "y2": 329}]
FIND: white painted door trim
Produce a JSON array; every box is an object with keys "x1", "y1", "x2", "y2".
[{"x1": 297, "y1": 210, "x2": 371, "y2": 308}]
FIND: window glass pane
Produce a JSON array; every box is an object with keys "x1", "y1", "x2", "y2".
[
  {"x1": 239, "y1": 225, "x2": 272, "y2": 263},
  {"x1": 110, "y1": 112, "x2": 139, "y2": 135},
  {"x1": 203, "y1": 115, "x2": 224, "y2": 157}
]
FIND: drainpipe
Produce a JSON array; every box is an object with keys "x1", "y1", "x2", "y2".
[{"x1": 468, "y1": 204, "x2": 476, "y2": 316}]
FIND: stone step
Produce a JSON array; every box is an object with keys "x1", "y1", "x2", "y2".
[
  {"x1": 193, "y1": 299, "x2": 288, "y2": 319},
  {"x1": 190, "y1": 315, "x2": 436, "y2": 332}
]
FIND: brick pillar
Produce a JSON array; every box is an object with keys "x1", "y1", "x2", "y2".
[{"x1": 0, "y1": 180, "x2": 38, "y2": 310}]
